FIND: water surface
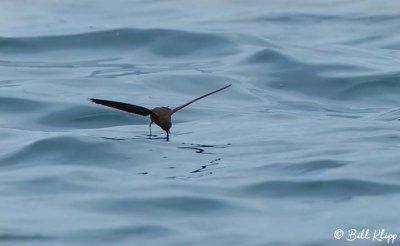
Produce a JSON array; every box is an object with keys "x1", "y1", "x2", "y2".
[{"x1": 1, "y1": 1, "x2": 400, "y2": 245}]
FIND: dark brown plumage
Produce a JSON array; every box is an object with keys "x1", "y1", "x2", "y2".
[{"x1": 90, "y1": 84, "x2": 231, "y2": 140}]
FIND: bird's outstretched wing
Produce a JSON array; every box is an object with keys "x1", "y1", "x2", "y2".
[
  {"x1": 172, "y1": 84, "x2": 231, "y2": 114},
  {"x1": 90, "y1": 98, "x2": 158, "y2": 120}
]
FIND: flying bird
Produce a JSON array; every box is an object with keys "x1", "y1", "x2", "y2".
[{"x1": 90, "y1": 84, "x2": 231, "y2": 140}]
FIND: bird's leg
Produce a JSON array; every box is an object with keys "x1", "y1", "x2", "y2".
[
  {"x1": 166, "y1": 131, "x2": 170, "y2": 142},
  {"x1": 148, "y1": 122, "x2": 153, "y2": 137}
]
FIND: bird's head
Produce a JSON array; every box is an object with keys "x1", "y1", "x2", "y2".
[{"x1": 161, "y1": 121, "x2": 171, "y2": 133}]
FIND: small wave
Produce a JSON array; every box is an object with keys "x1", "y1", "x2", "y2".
[
  {"x1": 245, "y1": 48, "x2": 298, "y2": 67},
  {"x1": 258, "y1": 159, "x2": 348, "y2": 174},
  {"x1": 0, "y1": 136, "x2": 128, "y2": 168},
  {"x1": 242, "y1": 179, "x2": 400, "y2": 199},
  {"x1": 12, "y1": 174, "x2": 92, "y2": 194},
  {"x1": 252, "y1": 13, "x2": 400, "y2": 24},
  {"x1": 337, "y1": 72, "x2": 400, "y2": 102},
  {"x1": 0, "y1": 28, "x2": 238, "y2": 58},
  {"x1": 376, "y1": 108, "x2": 400, "y2": 121},
  {"x1": 0, "y1": 97, "x2": 48, "y2": 113},
  {"x1": 72, "y1": 225, "x2": 173, "y2": 242},
  {"x1": 244, "y1": 48, "x2": 400, "y2": 106},
  {"x1": 86, "y1": 196, "x2": 238, "y2": 215},
  {"x1": 0, "y1": 233, "x2": 54, "y2": 242}
]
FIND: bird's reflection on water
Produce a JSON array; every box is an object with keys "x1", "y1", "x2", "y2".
[
  {"x1": 97, "y1": 134, "x2": 231, "y2": 178},
  {"x1": 178, "y1": 142, "x2": 231, "y2": 154},
  {"x1": 99, "y1": 134, "x2": 167, "y2": 141},
  {"x1": 190, "y1": 157, "x2": 221, "y2": 173},
  {"x1": 173, "y1": 143, "x2": 231, "y2": 179}
]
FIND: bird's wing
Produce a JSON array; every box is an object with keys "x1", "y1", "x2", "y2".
[
  {"x1": 90, "y1": 98, "x2": 158, "y2": 120},
  {"x1": 172, "y1": 84, "x2": 231, "y2": 114}
]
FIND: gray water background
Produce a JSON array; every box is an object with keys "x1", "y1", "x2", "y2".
[{"x1": 1, "y1": 1, "x2": 400, "y2": 245}]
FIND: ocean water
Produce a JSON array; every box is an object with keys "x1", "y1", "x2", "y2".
[{"x1": 1, "y1": 0, "x2": 400, "y2": 245}]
